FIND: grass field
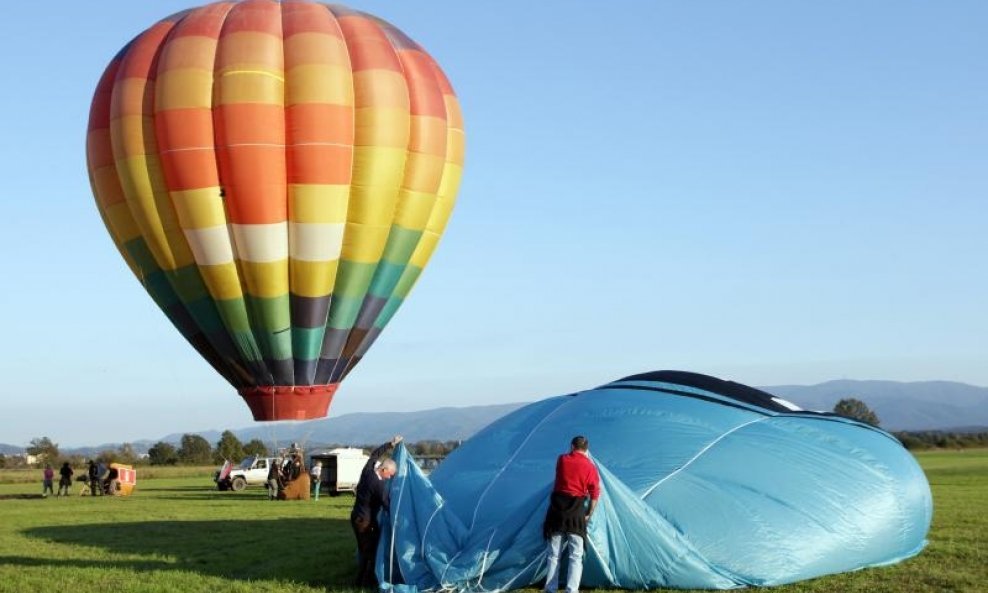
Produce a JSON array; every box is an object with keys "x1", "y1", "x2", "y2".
[{"x1": 0, "y1": 451, "x2": 985, "y2": 593}]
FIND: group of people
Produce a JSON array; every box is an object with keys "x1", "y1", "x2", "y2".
[
  {"x1": 265, "y1": 448, "x2": 307, "y2": 500},
  {"x1": 349, "y1": 434, "x2": 599, "y2": 593},
  {"x1": 263, "y1": 445, "x2": 328, "y2": 501},
  {"x1": 40, "y1": 461, "x2": 75, "y2": 497},
  {"x1": 85, "y1": 460, "x2": 121, "y2": 496},
  {"x1": 40, "y1": 460, "x2": 122, "y2": 497}
]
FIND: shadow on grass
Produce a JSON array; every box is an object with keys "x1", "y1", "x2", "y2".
[
  {"x1": 145, "y1": 494, "x2": 273, "y2": 501},
  {"x1": 0, "y1": 494, "x2": 44, "y2": 500},
  {"x1": 21, "y1": 518, "x2": 357, "y2": 587},
  {"x1": 135, "y1": 486, "x2": 217, "y2": 493}
]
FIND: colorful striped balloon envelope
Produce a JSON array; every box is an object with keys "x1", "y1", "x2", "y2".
[{"x1": 86, "y1": 1, "x2": 464, "y2": 421}]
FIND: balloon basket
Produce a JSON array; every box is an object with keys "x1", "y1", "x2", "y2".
[{"x1": 239, "y1": 385, "x2": 338, "y2": 421}]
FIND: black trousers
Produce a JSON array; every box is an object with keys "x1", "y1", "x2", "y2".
[{"x1": 351, "y1": 514, "x2": 379, "y2": 587}]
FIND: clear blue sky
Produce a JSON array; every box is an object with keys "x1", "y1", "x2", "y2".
[{"x1": 0, "y1": 1, "x2": 985, "y2": 447}]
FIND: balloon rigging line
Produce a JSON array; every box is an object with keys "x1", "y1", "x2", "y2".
[
  {"x1": 474, "y1": 528, "x2": 498, "y2": 590},
  {"x1": 468, "y1": 396, "x2": 577, "y2": 534},
  {"x1": 640, "y1": 416, "x2": 771, "y2": 500},
  {"x1": 496, "y1": 550, "x2": 546, "y2": 593},
  {"x1": 595, "y1": 479, "x2": 644, "y2": 585},
  {"x1": 438, "y1": 397, "x2": 576, "y2": 586},
  {"x1": 586, "y1": 457, "x2": 641, "y2": 586},
  {"x1": 387, "y1": 446, "x2": 409, "y2": 587},
  {"x1": 420, "y1": 500, "x2": 445, "y2": 560},
  {"x1": 587, "y1": 530, "x2": 622, "y2": 585}
]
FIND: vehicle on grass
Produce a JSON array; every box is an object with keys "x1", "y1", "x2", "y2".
[
  {"x1": 109, "y1": 463, "x2": 137, "y2": 496},
  {"x1": 310, "y1": 447, "x2": 369, "y2": 496},
  {"x1": 214, "y1": 455, "x2": 279, "y2": 492}
]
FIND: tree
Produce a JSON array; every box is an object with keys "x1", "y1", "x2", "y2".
[
  {"x1": 115, "y1": 443, "x2": 140, "y2": 465},
  {"x1": 95, "y1": 450, "x2": 116, "y2": 464},
  {"x1": 214, "y1": 431, "x2": 245, "y2": 463},
  {"x1": 177, "y1": 434, "x2": 213, "y2": 465},
  {"x1": 4, "y1": 455, "x2": 26, "y2": 469},
  {"x1": 148, "y1": 442, "x2": 178, "y2": 466},
  {"x1": 243, "y1": 439, "x2": 269, "y2": 457},
  {"x1": 26, "y1": 437, "x2": 59, "y2": 464},
  {"x1": 834, "y1": 398, "x2": 880, "y2": 427}
]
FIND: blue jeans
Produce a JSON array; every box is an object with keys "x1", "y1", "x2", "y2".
[{"x1": 544, "y1": 533, "x2": 584, "y2": 593}]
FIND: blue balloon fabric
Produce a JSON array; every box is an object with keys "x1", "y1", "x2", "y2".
[{"x1": 376, "y1": 371, "x2": 932, "y2": 591}]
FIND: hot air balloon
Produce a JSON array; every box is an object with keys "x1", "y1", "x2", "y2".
[
  {"x1": 378, "y1": 371, "x2": 932, "y2": 590},
  {"x1": 86, "y1": 1, "x2": 464, "y2": 421}
]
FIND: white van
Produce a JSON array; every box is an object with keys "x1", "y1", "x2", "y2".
[{"x1": 310, "y1": 447, "x2": 369, "y2": 495}]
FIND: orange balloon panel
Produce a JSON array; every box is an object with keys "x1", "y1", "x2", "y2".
[{"x1": 86, "y1": 0, "x2": 465, "y2": 421}]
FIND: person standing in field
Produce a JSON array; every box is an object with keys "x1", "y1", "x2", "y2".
[
  {"x1": 311, "y1": 461, "x2": 323, "y2": 501},
  {"x1": 57, "y1": 461, "x2": 73, "y2": 497},
  {"x1": 351, "y1": 435, "x2": 402, "y2": 588},
  {"x1": 87, "y1": 460, "x2": 101, "y2": 496},
  {"x1": 542, "y1": 435, "x2": 601, "y2": 593},
  {"x1": 267, "y1": 458, "x2": 281, "y2": 501},
  {"x1": 42, "y1": 464, "x2": 54, "y2": 497}
]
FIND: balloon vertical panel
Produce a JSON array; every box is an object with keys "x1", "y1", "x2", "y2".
[
  {"x1": 88, "y1": 0, "x2": 463, "y2": 420},
  {"x1": 313, "y1": 6, "x2": 410, "y2": 384},
  {"x1": 332, "y1": 20, "x2": 448, "y2": 380},
  {"x1": 88, "y1": 20, "x2": 247, "y2": 388},
  {"x1": 352, "y1": 59, "x2": 465, "y2": 370},
  {"x1": 154, "y1": 2, "x2": 267, "y2": 386},
  {"x1": 282, "y1": 1, "x2": 354, "y2": 385}
]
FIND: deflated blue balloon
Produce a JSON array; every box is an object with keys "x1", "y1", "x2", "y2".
[{"x1": 377, "y1": 371, "x2": 932, "y2": 591}]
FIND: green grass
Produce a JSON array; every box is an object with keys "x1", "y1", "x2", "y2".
[{"x1": 1, "y1": 451, "x2": 985, "y2": 592}]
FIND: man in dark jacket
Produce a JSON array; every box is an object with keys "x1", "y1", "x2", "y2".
[
  {"x1": 267, "y1": 458, "x2": 281, "y2": 500},
  {"x1": 57, "y1": 462, "x2": 74, "y2": 497},
  {"x1": 351, "y1": 435, "x2": 402, "y2": 588},
  {"x1": 542, "y1": 435, "x2": 601, "y2": 593},
  {"x1": 87, "y1": 460, "x2": 101, "y2": 496}
]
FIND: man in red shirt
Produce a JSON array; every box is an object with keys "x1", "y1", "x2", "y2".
[{"x1": 542, "y1": 435, "x2": 601, "y2": 593}]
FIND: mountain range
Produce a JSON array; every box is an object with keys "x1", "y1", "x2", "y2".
[
  {"x1": 3, "y1": 379, "x2": 987, "y2": 455},
  {"x1": 159, "y1": 402, "x2": 523, "y2": 450},
  {"x1": 764, "y1": 379, "x2": 988, "y2": 431}
]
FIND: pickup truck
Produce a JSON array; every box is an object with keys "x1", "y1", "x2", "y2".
[{"x1": 215, "y1": 455, "x2": 279, "y2": 492}]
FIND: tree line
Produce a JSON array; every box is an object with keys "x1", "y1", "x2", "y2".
[
  {"x1": 815, "y1": 398, "x2": 988, "y2": 451},
  {"x1": 0, "y1": 431, "x2": 270, "y2": 469},
  {"x1": 1, "y1": 432, "x2": 462, "y2": 468},
  {"x1": 146, "y1": 431, "x2": 272, "y2": 466},
  {"x1": 892, "y1": 430, "x2": 988, "y2": 450}
]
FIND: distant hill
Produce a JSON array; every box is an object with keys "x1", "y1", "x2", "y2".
[
  {"x1": 158, "y1": 402, "x2": 526, "y2": 449},
  {"x1": 762, "y1": 380, "x2": 988, "y2": 431},
  {"x1": 944, "y1": 426, "x2": 988, "y2": 434},
  {"x1": 154, "y1": 379, "x2": 988, "y2": 448},
  {"x1": 58, "y1": 440, "x2": 158, "y2": 459},
  {"x1": 0, "y1": 444, "x2": 24, "y2": 455}
]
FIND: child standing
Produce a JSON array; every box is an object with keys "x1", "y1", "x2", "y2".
[{"x1": 42, "y1": 464, "x2": 54, "y2": 497}]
